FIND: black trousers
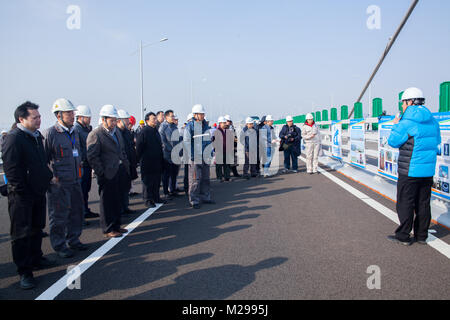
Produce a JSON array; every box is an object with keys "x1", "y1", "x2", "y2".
[
  {"x1": 243, "y1": 151, "x2": 258, "y2": 176},
  {"x1": 162, "y1": 160, "x2": 179, "y2": 194},
  {"x1": 142, "y1": 172, "x2": 162, "y2": 202},
  {"x1": 184, "y1": 164, "x2": 189, "y2": 193},
  {"x1": 395, "y1": 175, "x2": 433, "y2": 241},
  {"x1": 80, "y1": 165, "x2": 92, "y2": 215},
  {"x1": 98, "y1": 165, "x2": 128, "y2": 234},
  {"x1": 8, "y1": 191, "x2": 46, "y2": 276}
]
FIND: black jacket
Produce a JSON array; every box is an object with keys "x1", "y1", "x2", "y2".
[
  {"x1": 136, "y1": 126, "x2": 163, "y2": 175},
  {"x1": 1, "y1": 127, "x2": 53, "y2": 196},
  {"x1": 74, "y1": 121, "x2": 92, "y2": 167},
  {"x1": 118, "y1": 126, "x2": 138, "y2": 180}
]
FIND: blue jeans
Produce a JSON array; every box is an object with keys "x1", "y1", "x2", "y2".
[
  {"x1": 284, "y1": 148, "x2": 298, "y2": 170},
  {"x1": 263, "y1": 147, "x2": 273, "y2": 175}
]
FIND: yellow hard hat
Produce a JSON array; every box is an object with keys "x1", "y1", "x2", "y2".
[{"x1": 139, "y1": 120, "x2": 145, "y2": 125}]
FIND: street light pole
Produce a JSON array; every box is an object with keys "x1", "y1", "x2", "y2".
[
  {"x1": 139, "y1": 40, "x2": 144, "y2": 120},
  {"x1": 133, "y1": 38, "x2": 168, "y2": 121}
]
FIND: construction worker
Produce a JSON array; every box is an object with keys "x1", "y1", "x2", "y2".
[
  {"x1": 74, "y1": 105, "x2": 98, "y2": 221},
  {"x1": 2, "y1": 102, "x2": 55, "y2": 289},
  {"x1": 136, "y1": 112, "x2": 165, "y2": 208},
  {"x1": 44, "y1": 98, "x2": 88, "y2": 258},
  {"x1": 87, "y1": 105, "x2": 130, "y2": 238},
  {"x1": 213, "y1": 116, "x2": 231, "y2": 182},
  {"x1": 117, "y1": 109, "x2": 138, "y2": 215},
  {"x1": 182, "y1": 113, "x2": 194, "y2": 194},
  {"x1": 261, "y1": 115, "x2": 276, "y2": 177},
  {"x1": 225, "y1": 115, "x2": 241, "y2": 178},
  {"x1": 136, "y1": 120, "x2": 145, "y2": 136},
  {"x1": 241, "y1": 117, "x2": 258, "y2": 179},
  {"x1": 159, "y1": 109, "x2": 181, "y2": 199},
  {"x1": 183, "y1": 104, "x2": 215, "y2": 209},
  {"x1": 302, "y1": 113, "x2": 321, "y2": 174},
  {"x1": 279, "y1": 116, "x2": 302, "y2": 173},
  {"x1": 387, "y1": 87, "x2": 441, "y2": 246}
]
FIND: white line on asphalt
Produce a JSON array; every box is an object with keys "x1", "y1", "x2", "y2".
[
  {"x1": 35, "y1": 204, "x2": 162, "y2": 300},
  {"x1": 299, "y1": 157, "x2": 450, "y2": 259}
]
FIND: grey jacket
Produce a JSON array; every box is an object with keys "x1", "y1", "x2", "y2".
[
  {"x1": 43, "y1": 122, "x2": 82, "y2": 185},
  {"x1": 159, "y1": 121, "x2": 181, "y2": 163},
  {"x1": 86, "y1": 126, "x2": 130, "y2": 180}
]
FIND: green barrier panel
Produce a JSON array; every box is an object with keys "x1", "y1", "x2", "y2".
[
  {"x1": 354, "y1": 102, "x2": 363, "y2": 119},
  {"x1": 440, "y1": 82, "x2": 450, "y2": 113},
  {"x1": 372, "y1": 98, "x2": 383, "y2": 130},
  {"x1": 341, "y1": 105, "x2": 348, "y2": 130},
  {"x1": 322, "y1": 110, "x2": 329, "y2": 129},
  {"x1": 399, "y1": 91, "x2": 404, "y2": 113},
  {"x1": 331, "y1": 108, "x2": 338, "y2": 121}
]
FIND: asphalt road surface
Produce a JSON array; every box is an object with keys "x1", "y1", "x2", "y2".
[{"x1": 0, "y1": 159, "x2": 449, "y2": 300}]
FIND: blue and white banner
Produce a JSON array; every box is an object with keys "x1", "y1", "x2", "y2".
[
  {"x1": 377, "y1": 116, "x2": 399, "y2": 181},
  {"x1": 432, "y1": 112, "x2": 450, "y2": 200},
  {"x1": 331, "y1": 120, "x2": 342, "y2": 160},
  {"x1": 349, "y1": 119, "x2": 366, "y2": 169}
]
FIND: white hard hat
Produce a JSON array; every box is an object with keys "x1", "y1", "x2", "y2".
[
  {"x1": 187, "y1": 113, "x2": 194, "y2": 121},
  {"x1": 173, "y1": 114, "x2": 178, "y2": 120},
  {"x1": 192, "y1": 104, "x2": 206, "y2": 114},
  {"x1": 246, "y1": 117, "x2": 254, "y2": 124},
  {"x1": 75, "y1": 105, "x2": 92, "y2": 117},
  {"x1": 99, "y1": 104, "x2": 118, "y2": 118},
  {"x1": 266, "y1": 115, "x2": 274, "y2": 121},
  {"x1": 117, "y1": 109, "x2": 130, "y2": 119},
  {"x1": 401, "y1": 87, "x2": 424, "y2": 101},
  {"x1": 224, "y1": 115, "x2": 231, "y2": 121},
  {"x1": 52, "y1": 98, "x2": 76, "y2": 113},
  {"x1": 286, "y1": 116, "x2": 293, "y2": 122},
  {"x1": 306, "y1": 113, "x2": 314, "y2": 120},
  {"x1": 218, "y1": 116, "x2": 227, "y2": 123},
  {"x1": 1, "y1": 130, "x2": 7, "y2": 134}
]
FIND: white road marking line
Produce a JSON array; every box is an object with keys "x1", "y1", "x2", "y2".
[
  {"x1": 299, "y1": 157, "x2": 450, "y2": 259},
  {"x1": 35, "y1": 204, "x2": 162, "y2": 300}
]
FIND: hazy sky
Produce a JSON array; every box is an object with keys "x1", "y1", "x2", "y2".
[{"x1": 1, "y1": 0, "x2": 449, "y2": 130}]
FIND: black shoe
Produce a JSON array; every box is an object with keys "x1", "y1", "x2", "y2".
[
  {"x1": 192, "y1": 203, "x2": 201, "y2": 209},
  {"x1": 33, "y1": 257, "x2": 57, "y2": 270},
  {"x1": 57, "y1": 248, "x2": 75, "y2": 258},
  {"x1": 203, "y1": 200, "x2": 216, "y2": 204},
  {"x1": 129, "y1": 192, "x2": 139, "y2": 197},
  {"x1": 413, "y1": 237, "x2": 427, "y2": 245},
  {"x1": 165, "y1": 194, "x2": 174, "y2": 200},
  {"x1": 41, "y1": 231, "x2": 49, "y2": 238},
  {"x1": 169, "y1": 192, "x2": 179, "y2": 197},
  {"x1": 387, "y1": 235, "x2": 412, "y2": 246},
  {"x1": 122, "y1": 208, "x2": 136, "y2": 215},
  {"x1": 20, "y1": 274, "x2": 36, "y2": 290},
  {"x1": 83, "y1": 220, "x2": 90, "y2": 226},
  {"x1": 85, "y1": 211, "x2": 99, "y2": 219},
  {"x1": 155, "y1": 198, "x2": 168, "y2": 204},
  {"x1": 145, "y1": 200, "x2": 156, "y2": 208},
  {"x1": 69, "y1": 243, "x2": 89, "y2": 251},
  {"x1": 219, "y1": 178, "x2": 225, "y2": 183},
  {"x1": 243, "y1": 174, "x2": 250, "y2": 180}
]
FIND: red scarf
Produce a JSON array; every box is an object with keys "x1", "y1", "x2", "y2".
[{"x1": 305, "y1": 120, "x2": 315, "y2": 127}]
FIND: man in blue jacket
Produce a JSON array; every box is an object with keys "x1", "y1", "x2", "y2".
[
  {"x1": 387, "y1": 87, "x2": 441, "y2": 246},
  {"x1": 183, "y1": 104, "x2": 214, "y2": 209}
]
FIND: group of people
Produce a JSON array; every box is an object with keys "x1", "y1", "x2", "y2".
[{"x1": 1, "y1": 86, "x2": 439, "y2": 291}]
